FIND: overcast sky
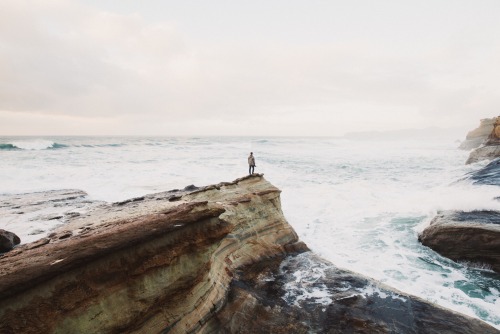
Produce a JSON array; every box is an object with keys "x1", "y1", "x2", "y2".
[{"x1": 1, "y1": 0, "x2": 499, "y2": 136}]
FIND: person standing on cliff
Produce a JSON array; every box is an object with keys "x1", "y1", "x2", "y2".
[{"x1": 248, "y1": 152, "x2": 256, "y2": 175}]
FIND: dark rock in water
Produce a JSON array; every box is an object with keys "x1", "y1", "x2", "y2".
[
  {"x1": 113, "y1": 196, "x2": 145, "y2": 206},
  {"x1": 204, "y1": 252, "x2": 499, "y2": 334},
  {"x1": 448, "y1": 210, "x2": 500, "y2": 225},
  {"x1": 469, "y1": 158, "x2": 500, "y2": 186},
  {"x1": 419, "y1": 210, "x2": 500, "y2": 273},
  {"x1": 0, "y1": 230, "x2": 20, "y2": 253},
  {"x1": 184, "y1": 184, "x2": 198, "y2": 191}
]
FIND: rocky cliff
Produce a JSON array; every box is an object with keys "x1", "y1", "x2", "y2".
[
  {"x1": 466, "y1": 116, "x2": 500, "y2": 164},
  {"x1": 420, "y1": 117, "x2": 500, "y2": 275},
  {"x1": 460, "y1": 117, "x2": 496, "y2": 150},
  {"x1": 1, "y1": 175, "x2": 497, "y2": 333}
]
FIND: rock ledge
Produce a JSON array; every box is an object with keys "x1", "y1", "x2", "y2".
[{"x1": 1, "y1": 175, "x2": 497, "y2": 333}]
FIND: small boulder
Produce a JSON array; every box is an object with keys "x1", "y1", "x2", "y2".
[
  {"x1": 0, "y1": 229, "x2": 21, "y2": 253},
  {"x1": 419, "y1": 211, "x2": 500, "y2": 273},
  {"x1": 184, "y1": 184, "x2": 198, "y2": 191}
]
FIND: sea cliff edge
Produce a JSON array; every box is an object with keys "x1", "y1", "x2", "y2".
[{"x1": 0, "y1": 175, "x2": 497, "y2": 333}]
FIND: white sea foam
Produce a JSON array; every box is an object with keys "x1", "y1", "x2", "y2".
[
  {"x1": 0, "y1": 136, "x2": 499, "y2": 328},
  {"x1": 356, "y1": 284, "x2": 408, "y2": 302},
  {"x1": 10, "y1": 139, "x2": 56, "y2": 150}
]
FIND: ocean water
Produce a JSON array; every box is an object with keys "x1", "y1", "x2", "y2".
[{"x1": 1, "y1": 136, "x2": 500, "y2": 328}]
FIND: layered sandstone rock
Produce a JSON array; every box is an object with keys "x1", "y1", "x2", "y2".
[
  {"x1": 460, "y1": 117, "x2": 496, "y2": 150},
  {"x1": 466, "y1": 117, "x2": 500, "y2": 164},
  {"x1": 0, "y1": 175, "x2": 497, "y2": 333},
  {"x1": 0, "y1": 175, "x2": 301, "y2": 333},
  {"x1": 419, "y1": 211, "x2": 500, "y2": 274}
]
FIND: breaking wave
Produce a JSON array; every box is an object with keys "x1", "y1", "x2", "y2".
[{"x1": 0, "y1": 141, "x2": 68, "y2": 150}]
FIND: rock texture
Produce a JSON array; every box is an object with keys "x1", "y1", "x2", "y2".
[
  {"x1": 466, "y1": 116, "x2": 500, "y2": 164},
  {"x1": 460, "y1": 117, "x2": 496, "y2": 150},
  {"x1": 0, "y1": 175, "x2": 300, "y2": 333},
  {"x1": 469, "y1": 158, "x2": 500, "y2": 186},
  {"x1": 203, "y1": 252, "x2": 498, "y2": 334},
  {"x1": 422, "y1": 118, "x2": 500, "y2": 278},
  {"x1": 419, "y1": 211, "x2": 500, "y2": 274},
  {"x1": 0, "y1": 229, "x2": 20, "y2": 253},
  {"x1": 0, "y1": 175, "x2": 497, "y2": 333}
]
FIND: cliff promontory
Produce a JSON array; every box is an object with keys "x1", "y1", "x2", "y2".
[
  {"x1": 460, "y1": 117, "x2": 496, "y2": 150},
  {"x1": 466, "y1": 116, "x2": 500, "y2": 164},
  {"x1": 420, "y1": 117, "x2": 500, "y2": 276},
  {"x1": 1, "y1": 175, "x2": 497, "y2": 333}
]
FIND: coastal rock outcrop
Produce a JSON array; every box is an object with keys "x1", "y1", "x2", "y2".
[
  {"x1": 460, "y1": 117, "x2": 496, "y2": 150},
  {"x1": 421, "y1": 118, "x2": 500, "y2": 275},
  {"x1": 466, "y1": 116, "x2": 500, "y2": 164},
  {"x1": 203, "y1": 252, "x2": 498, "y2": 333},
  {"x1": 0, "y1": 175, "x2": 497, "y2": 333},
  {"x1": 419, "y1": 210, "x2": 500, "y2": 273},
  {"x1": 0, "y1": 229, "x2": 20, "y2": 252}
]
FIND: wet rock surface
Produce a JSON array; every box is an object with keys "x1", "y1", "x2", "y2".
[
  {"x1": 419, "y1": 210, "x2": 500, "y2": 274},
  {"x1": 469, "y1": 158, "x2": 500, "y2": 186},
  {"x1": 422, "y1": 118, "x2": 500, "y2": 277},
  {"x1": 0, "y1": 229, "x2": 20, "y2": 253},
  {"x1": 204, "y1": 252, "x2": 499, "y2": 334}
]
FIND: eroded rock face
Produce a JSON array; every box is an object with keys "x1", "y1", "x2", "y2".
[
  {"x1": 467, "y1": 117, "x2": 500, "y2": 164},
  {"x1": 460, "y1": 117, "x2": 496, "y2": 150},
  {"x1": 202, "y1": 252, "x2": 499, "y2": 334},
  {"x1": 0, "y1": 175, "x2": 497, "y2": 333},
  {"x1": 0, "y1": 229, "x2": 20, "y2": 252},
  {"x1": 0, "y1": 175, "x2": 300, "y2": 333},
  {"x1": 419, "y1": 211, "x2": 500, "y2": 273}
]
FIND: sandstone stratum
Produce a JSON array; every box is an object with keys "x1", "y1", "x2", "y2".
[{"x1": 0, "y1": 175, "x2": 498, "y2": 333}]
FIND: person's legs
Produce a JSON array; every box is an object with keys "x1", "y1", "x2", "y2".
[{"x1": 249, "y1": 166, "x2": 254, "y2": 174}]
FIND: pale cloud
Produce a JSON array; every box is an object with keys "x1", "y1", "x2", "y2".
[
  {"x1": 0, "y1": 110, "x2": 119, "y2": 135},
  {"x1": 0, "y1": 0, "x2": 499, "y2": 135}
]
